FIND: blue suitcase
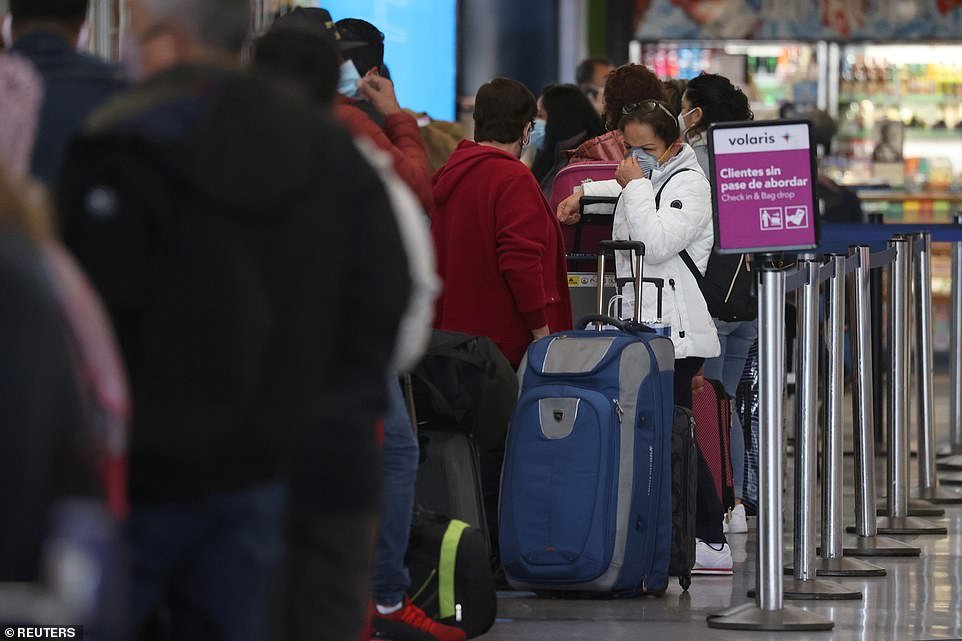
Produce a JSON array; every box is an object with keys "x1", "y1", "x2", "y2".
[{"x1": 499, "y1": 241, "x2": 675, "y2": 596}]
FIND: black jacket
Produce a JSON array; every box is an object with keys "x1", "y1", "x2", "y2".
[
  {"x1": 59, "y1": 66, "x2": 411, "y2": 509},
  {"x1": 11, "y1": 30, "x2": 127, "y2": 188}
]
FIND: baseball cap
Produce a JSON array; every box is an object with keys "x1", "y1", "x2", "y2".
[{"x1": 271, "y1": 7, "x2": 365, "y2": 52}]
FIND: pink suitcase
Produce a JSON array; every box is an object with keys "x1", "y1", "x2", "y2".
[{"x1": 550, "y1": 161, "x2": 618, "y2": 266}]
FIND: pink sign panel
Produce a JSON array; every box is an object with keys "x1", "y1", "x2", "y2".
[{"x1": 709, "y1": 121, "x2": 819, "y2": 254}]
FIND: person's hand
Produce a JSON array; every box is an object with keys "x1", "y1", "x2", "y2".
[
  {"x1": 358, "y1": 69, "x2": 401, "y2": 116},
  {"x1": 586, "y1": 88, "x2": 604, "y2": 116},
  {"x1": 557, "y1": 191, "x2": 582, "y2": 225},
  {"x1": 616, "y1": 156, "x2": 645, "y2": 187},
  {"x1": 692, "y1": 374, "x2": 705, "y2": 397},
  {"x1": 532, "y1": 325, "x2": 550, "y2": 341}
]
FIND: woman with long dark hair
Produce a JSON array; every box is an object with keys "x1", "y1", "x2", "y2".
[
  {"x1": 681, "y1": 73, "x2": 756, "y2": 535},
  {"x1": 530, "y1": 84, "x2": 605, "y2": 187},
  {"x1": 680, "y1": 72, "x2": 754, "y2": 175}
]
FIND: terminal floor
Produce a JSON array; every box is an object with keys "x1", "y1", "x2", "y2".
[{"x1": 482, "y1": 374, "x2": 962, "y2": 641}]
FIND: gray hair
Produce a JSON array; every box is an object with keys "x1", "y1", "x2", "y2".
[{"x1": 140, "y1": 0, "x2": 252, "y2": 53}]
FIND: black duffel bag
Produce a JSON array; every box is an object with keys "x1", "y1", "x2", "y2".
[{"x1": 410, "y1": 330, "x2": 518, "y2": 451}]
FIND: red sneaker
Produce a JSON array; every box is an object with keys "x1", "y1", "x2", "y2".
[{"x1": 371, "y1": 598, "x2": 467, "y2": 641}]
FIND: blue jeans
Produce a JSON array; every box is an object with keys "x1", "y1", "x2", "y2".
[
  {"x1": 127, "y1": 480, "x2": 287, "y2": 641},
  {"x1": 373, "y1": 377, "x2": 420, "y2": 605},
  {"x1": 703, "y1": 319, "x2": 757, "y2": 501}
]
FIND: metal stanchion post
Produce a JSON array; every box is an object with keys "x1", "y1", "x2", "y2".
[
  {"x1": 709, "y1": 260, "x2": 833, "y2": 631},
  {"x1": 844, "y1": 246, "x2": 920, "y2": 556},
  {"x1": 876, "y1": 237, "x2": 944, "y2": 516},
  {"x1": 815, "y1": 255, "x2": 886, "y2": 575},
  {"x1": 912, "y1": 233, "x2": 962, "y2": 503},
  {"x1": 780, "y1": 258, "x2": 859, "y2": 598},
  {"x1": 938, "y1": 214, "x2": 962, "y2": 470},
  {"x1": 869, "y1": 213, "x2": 886, "y2": 449},
  {"x1": 877, "y1": 237, "x2": 947, "y2": 535}
]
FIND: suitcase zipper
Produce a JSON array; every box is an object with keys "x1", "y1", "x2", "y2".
[{"x1": 613, "y1": 399, "x2": 624, "y2": 423}]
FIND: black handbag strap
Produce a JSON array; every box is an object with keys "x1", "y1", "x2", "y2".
[
  {"x1": 651, "y1": 167, "x2": 705, "y2": 284},
  {"x1": 679, "y1": 248, "x2": 705, "y2": 285},
  {"x1": 654, "y1": 167, "x2": 697, "y2": 208}
]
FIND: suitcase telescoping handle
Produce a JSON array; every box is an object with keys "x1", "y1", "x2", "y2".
[
  {"x1": 580, "y1": 195, "x2": 620, "y2": 209},
  {"x1": 596, "y1": 240, "x2": 646, "y2": 325},
  {"x1": 579, "y1": 314, "x2": 630, "y2": 331}
]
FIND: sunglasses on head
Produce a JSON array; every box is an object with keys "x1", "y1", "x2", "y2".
[{"x1": 621, "y1": 100, "x2": 676, "y2": 121}]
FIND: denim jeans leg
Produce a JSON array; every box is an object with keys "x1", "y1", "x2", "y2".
[
  {"x1": 702, "y1": 322, "x2": 730, "y2": 382},
  {"x1": 373, "y1": 376, "x2": 420, "y2": 606},
  {"x1": 721, "y1": 321, "x2": 757, "y2": 500},
  {"x1": 172, "y1": 482, "x2": 287, "y2": 641},
  {"x1": 129, "y1": 481, "x2": 287, "y2": 641},
  {"x1": 127, "y1": 503, "x2": 199, "y2": 638}
]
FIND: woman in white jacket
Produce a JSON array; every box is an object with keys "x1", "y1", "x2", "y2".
[
  {"x1": 557, "y1": 99, "x2": 732, "y2": 575},
  {"x1": 558, "y1": 100, "x2": 720, "y2": 390}
]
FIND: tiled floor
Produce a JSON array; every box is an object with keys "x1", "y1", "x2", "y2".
[{"x1": 482, "y1": 375, "x2": 962, "y2": 640}]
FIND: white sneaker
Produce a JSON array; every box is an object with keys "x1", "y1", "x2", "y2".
[
  {"x1": 693, "y1": 539, "x2": 734, "y2": 575},
  {"x1": 723, "y1": 503, "x2": 749, "y2": 534}
]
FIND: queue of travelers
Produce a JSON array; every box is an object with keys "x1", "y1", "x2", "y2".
[{"x1": 0, "y1": 1, "x2": 792, "y2": 639}]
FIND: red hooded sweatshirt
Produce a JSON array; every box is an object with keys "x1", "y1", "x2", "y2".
[{"x1": 432, "y1": 140, "x2": 572, "y2": 367}]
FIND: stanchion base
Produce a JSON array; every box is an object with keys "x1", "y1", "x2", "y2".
[
  {"x1": 937, "y1": 455, "x2": 962, "y2": 471},
  {"x1": 839, "y1": 534, "x2": 922, "y2": 557},
  {"x1": 937, "y1": 443, "x2": 962, "y2": 458},
  {"x1": 876, "y1": 515, "x2": 948, "y2": 536},
  {"x1": 787, "y1": 556, "x2": 887, "y2": 577},
  {"x1": 749, "y1": 578, "x2": 862, "y2": 600},
  {"x1": 939, "y1": 472, "x2": 962, "y2": 486},
  {"x1": 913, "y1": 486, "x2": 962, "y2": 504},
  {"x1": 707, "y1": 603, "x2": 833, "y2": 631},
  {"x1": 876, "y1": 498, "x2": 945, "y2": 517}
]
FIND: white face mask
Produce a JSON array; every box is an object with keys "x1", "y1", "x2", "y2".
[
  {"x1": 338, "y1": 59, "x2": 362, "y2": 99},
  {"x1": 678, "y1": 108, "x2": 697, "y2": 138}
]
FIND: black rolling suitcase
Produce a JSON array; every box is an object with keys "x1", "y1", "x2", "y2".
[
  {"x1": 669, "y1": 407, "x2": 698, "y2": 590},
  {"x1": 414, "y1": 430, "x2": 491, "y2": 553}
]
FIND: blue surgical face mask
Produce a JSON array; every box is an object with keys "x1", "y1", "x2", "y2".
[
  {"x1": 530, "y1": 118, "x2": 547, "y2": 152},
  {"x1": 338, "y1": 59, "x2": 361, "y2": 99},
  {"x1": 630, "y1": 147, "x2": 657, "y2": 178}
]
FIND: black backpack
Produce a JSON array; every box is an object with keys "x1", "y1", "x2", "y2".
[
  {"x1": 406, "y1": 510, "x2": 497, "y2": 639},
  {"x1": 655, "y1": 169, "x2": 757, "y2": 322}
]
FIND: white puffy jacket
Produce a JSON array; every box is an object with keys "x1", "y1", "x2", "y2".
[{"x1": 583, "y1": 144, "x2": 720, "y2": 359}]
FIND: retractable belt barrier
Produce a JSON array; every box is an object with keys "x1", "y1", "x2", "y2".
[
  {"x1": 938, "y1": 214, "x2": 962, "y2": 474},
  {"x1": 704, "y1": 117, "x2": 961, "y2": 631},
  {"x1": 816, "y1": 222, "x2": 962, "y2": 254}
]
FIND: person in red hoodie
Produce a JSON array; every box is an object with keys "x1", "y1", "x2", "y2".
[{"x1": 432, "y1": 77, "x2": 572, "y2": 368}]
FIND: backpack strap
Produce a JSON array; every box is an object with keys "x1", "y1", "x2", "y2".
[
  {"x1": 654, "y1": 167, "x2": 697, "y2": 208},
  {"x1": 651, "y1": 167, "x2": 704, "y2": 283},
  {"x1": 439, "y1": 519, "x2": 471, "y2": 619},
  {"x1": 679, "y1": 248, "x2": 706, "y2": 285}
]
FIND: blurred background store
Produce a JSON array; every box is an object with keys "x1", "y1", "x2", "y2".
[{"x1": 8, "y1": 0, "x2": 959, "y2": 347}]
